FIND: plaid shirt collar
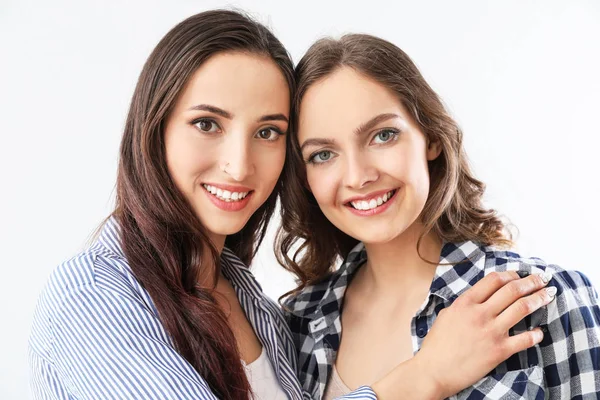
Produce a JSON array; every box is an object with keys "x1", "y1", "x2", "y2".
[{"x1": 287, "y1": 240, "x2": 487, "y2": 332}]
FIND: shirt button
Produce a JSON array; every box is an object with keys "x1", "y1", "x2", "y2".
[{"x1": 417, "y1": 327, "x2": 427, "y2": 338}]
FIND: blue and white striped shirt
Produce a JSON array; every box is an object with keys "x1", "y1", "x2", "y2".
[{"x1": 29, "y1": 218, "x2": 377, "y2": 400}]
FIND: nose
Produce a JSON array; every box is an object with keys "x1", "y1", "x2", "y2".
[
  {"x1": 343, "y1": 151, "x2": 378, "y2": 189},
  {"x1": 220, "y1": 135, "x2": 255, "y2": 182}
]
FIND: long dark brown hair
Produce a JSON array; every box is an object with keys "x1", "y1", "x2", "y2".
[
  {"x1": 113, "y1": 10, "x2": 294, "y2": 398},
  {"x1": 276, "y1": 34, "x2": 511, "y2": 293}
]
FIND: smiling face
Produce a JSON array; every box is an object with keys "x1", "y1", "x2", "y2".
[
  {"x1": 298, "y1": 67, "x2": 441, "y2": 245},
  {"x1": 164, "y1": 52, "x2": 290, "y2": 246}
]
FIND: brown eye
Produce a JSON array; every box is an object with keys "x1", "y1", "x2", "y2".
[
  {"x1": 255, "y1": 128, "x2": 282, "y2": 141},
  {"x1": 192, "y1": 118, "x2": 220, "y2": 133},
  {"x1": 199, "y1": 120, "x2": 212, "y2": 131}
]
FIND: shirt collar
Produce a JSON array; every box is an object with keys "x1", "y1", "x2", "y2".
[
  {"x1": 304, "y1": 242, "x2": 367, "y2": 337},
  {"x1": 305, "y1": 240, "x2": 487, "y2": 333},
  {"x1": 220, "y1": 247, "x2": 265, "y2": 303},
  {"x1": 95, "y1": 216, "x2": 126, "y2": 258},
  {"x1": 96, "y1": 217, "x2": 264, "y2": 302}
]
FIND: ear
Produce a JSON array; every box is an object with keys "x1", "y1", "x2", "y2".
[{"x1": 426, "y1": 138, "x2": 442, "y2": 161}]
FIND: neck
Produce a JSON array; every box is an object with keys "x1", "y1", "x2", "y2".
[{"x1": 359, "y1": 222, "x2": 442, "y2": 297}]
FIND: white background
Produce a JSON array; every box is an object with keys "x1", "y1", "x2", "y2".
[{"x1": 1, "y1": 0, "x2": 599, "y2": 398}]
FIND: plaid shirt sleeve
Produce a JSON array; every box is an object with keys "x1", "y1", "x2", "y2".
[{"x1": 539, "y1": 269, "x2": 600, "y2": 398}]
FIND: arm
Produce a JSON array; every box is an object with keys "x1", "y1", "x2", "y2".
[
  {"x1": 541, "y1": 270, "x2": 600, "y2": 398},
  {"x1": 30, "y1": 283, "x2": 218, "y2": 400}
]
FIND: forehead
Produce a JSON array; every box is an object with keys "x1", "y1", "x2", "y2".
[
  {"x1": 298, "y1": 67, "x2": 406, "y2": 138},
  {"x1": 174, "y1": 52, "x2": 290, "y2": 115}
]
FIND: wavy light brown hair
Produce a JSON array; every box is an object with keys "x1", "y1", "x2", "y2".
[
  {"x1": 276, "y1": 34, "x2": 510, "y2": 292},
  {"x1": 113, "y1": 10, "x2": 294, "y2": 399}
]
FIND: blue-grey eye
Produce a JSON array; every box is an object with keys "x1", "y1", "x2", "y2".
[
  {"x1": 315, "y1": 151, "x2": 331, "y2": 162},
  {"x1": 372, "y1": 129, "x2": 398, "y2": 144}
]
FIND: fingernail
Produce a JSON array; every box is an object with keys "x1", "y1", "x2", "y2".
[
  {"x1": 546, "y1": 286, "x2": 557, "y2": 298},
  {"x1": 539, "y1": 271, "x2": 553, "y2": 284},
  {"x1": 536, "y1": 329, "x2": 544, "y2": 342}
]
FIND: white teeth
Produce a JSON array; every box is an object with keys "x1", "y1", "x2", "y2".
[
  {"x1": 350, "y1": 190, "x2": 395, "y2": 211},
  {"x1": 202, "y1": 185, "x2": 249, "y2": 202}
]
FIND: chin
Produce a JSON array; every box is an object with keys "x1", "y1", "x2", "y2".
[
  {"x1": 342, "y1": 220, "x2": 412, "y2": 245},
  {"x1": 353, "y1": 231, "x2": 399, "y2": 245},
  {"x1": 207, "y1": 220, "x2": 249, "y2": 235}
]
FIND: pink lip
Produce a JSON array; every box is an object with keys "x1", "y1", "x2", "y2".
[
  {"x1": 344, "y1": 189, "x2": 399, "y2": 217},
  {"x1": 202, "y1": 184, "x2": 253, "y2": 212}
]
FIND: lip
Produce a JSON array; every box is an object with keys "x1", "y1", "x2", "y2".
[
  {"x1": 344, "y1": 188, "x2": 399, "y2": 217},
  {"x1": 202, "y1": 183, "x2": 254, "y2": 212}
]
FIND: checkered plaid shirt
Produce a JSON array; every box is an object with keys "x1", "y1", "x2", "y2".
[{"x1": 283, "y1": 241, "x2": 600, "y2": 399}]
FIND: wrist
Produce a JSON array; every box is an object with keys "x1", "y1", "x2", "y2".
[
  {"x1": 371, "y1": 355, "x2": 444, "y2": 400},
  {"x1": 410, "y1": 353, "x2": 444, "y2": 400}
]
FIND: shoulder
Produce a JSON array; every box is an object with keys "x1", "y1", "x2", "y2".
[
  {"x1": 282, "y1": 275, "x2": 336, "y2": 320},
  {"x1": 30, "y1": 245, "x2": 157, "y2": 355},
  {"x1": 482, "y1": 247, "x2": 597, "y2": 300},
  {"x1": 479, "y1": 247, "x2": 599, "y2": 323},
  {"x1": 42, "y1": 243, "x2": 148, "y2": 307},
  {"x1": 283, "y1": 242, "x2": 366, "y2": 319}
]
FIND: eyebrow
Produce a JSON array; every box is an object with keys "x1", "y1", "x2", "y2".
[
  {"x1": 300, "y1": 138, "x2": 337, "y2": 152},
  {"x1": 300, "y1": 113, "x2": 401, "y2": 153},
  {"x1": 188, "y1": 104, "x2": 233, "y2": 119},
  {"x1": 354, "y1": 113, "x2": 401, "y2": 136},
  {"x1": 188, "y1": 104, "x2": 288, "y2": 124},
  {"x1": 258, "y1": 113, "x2": 289, "y2": 123}
]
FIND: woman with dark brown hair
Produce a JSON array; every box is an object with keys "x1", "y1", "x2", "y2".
[
  {"x1": 278, "y1": 34, "x2": 600, "y2": 399},
  {"x1": 28, "y1": 10, "x2": 301, "y2": 400}
]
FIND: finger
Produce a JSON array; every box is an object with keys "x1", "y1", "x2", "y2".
[
  {"x1": 484, "y1": 271, "x2": 552, "y2": 316},
  {"x1": 496, "y1": 286, "x2": 557, "y2": 330},
  {"x1": 462, "y1": 271, "x2": 521, "y2": 304},
  {"x1": 503, "y1": 327, "x2": 544, "y2": 358}
]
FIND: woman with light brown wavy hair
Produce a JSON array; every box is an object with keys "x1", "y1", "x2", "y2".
[{"x1": 278, "y1": 34, "x2": 600, "y2": 399}]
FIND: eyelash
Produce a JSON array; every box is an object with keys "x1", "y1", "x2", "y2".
[
  {"x1": 306, "y1": 149, "x2": 336, "y2": 165},
  {"x1": 190, "y1": 117, "x2": 285, "y2": 141},
  {"x1": 191, "y1": 118, "x2": 221, "y2": 134},
  {"x1": 306, "y1": 128, "x2": 400, "y2": 166},
  {"x1": 371, "y1": 128, "x2": 400, "y2": 145}
]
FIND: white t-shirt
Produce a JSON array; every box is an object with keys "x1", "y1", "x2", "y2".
[{"x1": 243, "y1": 347, "x2": 288, "y2": 400}]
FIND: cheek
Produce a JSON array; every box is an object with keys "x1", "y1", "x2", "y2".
[
  {"x1": 382, "y1": 147, "x2": 431, "y2": 200},
  {"x1": 306, "y1": 166, "x2": 339, "y2": 207},
  {"x1": 165, "y1": 130, "x2": 215, "y2": 193}
]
